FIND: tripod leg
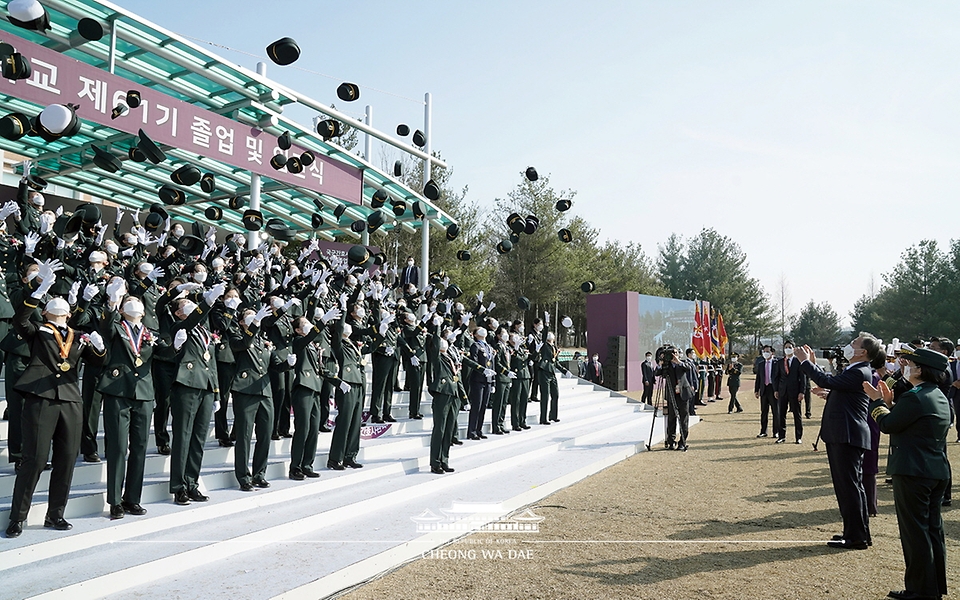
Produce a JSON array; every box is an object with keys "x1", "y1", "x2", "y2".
[{"x1": 645, "y1": 382, "x2": 662, "y2": 451}]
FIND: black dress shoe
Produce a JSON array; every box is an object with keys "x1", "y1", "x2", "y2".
[
  {"x1": 370, "y1": 417, "x2": 384, "y2": 424},
  {"x1": 384, "y1": 416, "x2": 397, "y2": 423},
  {"x1": 302, "y1": 469, "x2": 321, "y2": 478},
  {"x1": 43, "y1": 517, "x2": 72, "y2": 531},
  {"x1": 83, "y1": 453, "x2": 101, "y2": 463},
  {"x1": 343, "y1": 458, "x2": 363, "y2": 469},
  {"x1": 319, "y1": 425, "x2": 332, "y2": 432},
  {"x1": 289, "y1": 469, "x2": 305, "y2": 481},
  {"x1": 281, "y1": 432, "x2": 293, "y2": 439},
  {"x1": 942, "y1": 499, "x2": 952, "y2": 506},
  {"x1": 174, "y1": 490, "x2": 191, "y2": 505},
  {"x1": 827, "y1": 539, "x2": 868, "y2": 550},
  {"x1": 110, "y1": 504, "x2": 125, "y2": 519},
  {"x1": 736, "y1": 408, "x2": 744, "y2": 413},
  {"x1": 451, "y1": 438, "x2": 463, "y2": 445},
  {"x1": 512, "y1": 427, "x2": 522, "y2": 432},
  {"x1": 187, "y1": 489, "x2": 209, "y2": 502},
  {"x1": 239, "y1": 482, "x2": 255, "y2": 492},
  {"x1": 502, "y1": 429, "x2": 510, "y2": 434},
  {"x1": 521, "y1": 425, "x2": 531, "y2": 430},
  {"x1": 887, "y1": 590, "x2": 938, "y2": 600},
  {"x1": 467, "y1": 434, "x2": 480, "y2": 441},
  {"x1": 122, "y1": 502, "x2": 146, "y2": 515},
  {"x1": 676, "y1": 444, "x2": 689, "y2": 451},
  {"x1": 665, "y1": 443, "x2": 675, "y2": 450},
  {"x1": 327, "y1": 460, "x2": 345, "y2": 471},
  {"x1": 409, "y1": 414, "x2": 423, "y2": 420},
  {"x1": 540, "y1": 421, "x2": 549, "y2": 425},
  {"x1": 430, "y1": 465, "x2": 445, "y2": 474},
  {"x1": 158, "y1": 444, "x2": 171, "y2": 455},
  {"x1": 5, "y1": 520, "x2": 22, "y2": 538},
  {"x1": 441, "y1": 465, "x2": 454, "y2": 472},
  {"x1": 774, "y1": 438, "x2": 785, "y2": 444},
  {"x1": 252, "y1": 476, "x2": 271, "y2": 488},
  {"x1": 478, "y1": 434, "x2": 488, "y2": 439},
  {"x1": 756, "y1": 433, "x2": 767, "y2": 438},
  {"x1": 218, "y1": 439, "x2": 234, "y2": 448},
  {"x1": 492, "y1": 430, "x2": 504, "y2": 435},
  {"x1": 271, "y1": 434, "x2": 281, "y2": 441},
  {"x1": 551, "y1": 418, "x2": 560, "y2": 422}
]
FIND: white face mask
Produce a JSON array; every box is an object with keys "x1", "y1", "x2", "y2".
[
  {"x1": 439, "y1": 339, "x2": 449, "y2": 352},
  {"x1": 31, "y1": 194, "x2": 44, "y2": 207},
  {"x1": 122, "y1": 300, "x2": 144, "y2": 318},
  {"x1": 517, "y1": 325, "x2": 524, "y2": 334},
  {"x1": 954, "y1": 350, "x2": 960, "y2": 359},
  {"x1": 784, "y1": 347, "x2": 794, "y2": 356},
  {"x1": 180, "y1": 300, "x2": 197, "y2": 316},
  {"x1": 885, "y1": 362, "x2": 896, "y2": 372},
  {"x1": 645, "y1": 356, "x2": 652, "y2": 362},
  {"x1": 534, "y1": 324, "x2": 543, "y2": 333},
  {"x1": 901, "y1": 364, "x2": 912, "y2": 380},
  {"x1": 407, "y1": 260, "x2": 414, "y2": 267},
  {"x1": 842, "y1": 344, "x2": 856, "y2": 360},
  {"x1": 593, "y1": 356, "x2": 599, "y2": 361},
  {"x1": 762, "y1": 351, "x2": 771, "y2": 360},
  {"x1": 499, "y1": 332, "x2": 508, "y2": 342},
  {"x1": 193, "y1": 271, "x2": 207, "y2": 283},
  {"x1": 355, "y1": 308, "x2": 366, "y2": 320},
  {"x1": 731, "y1": 357, "x2": 738, "y2": 363},
  {"x1": 172, "y1": 226, "x2": 184, "y2": 237}
]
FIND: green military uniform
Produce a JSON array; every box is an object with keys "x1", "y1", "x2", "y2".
[
  {"x1": 537, "y1": 336, "x2": 563, "y2": 424},
  {"x1": 328, "y1": 317, "x2": 381, "y2": 467},
  {"x1": 369, "y1": 316, "x2": 401, "y2": 422},
  {"x1": 210, "y1": 303, "x2": 238, "y2": 444},
  {"x1": 428, "y1": 348, "x2": 465, "y2": 472},
  {"x1": 869, "y1": 378, "x2": 950, "y2": 599},
  {"x1": 490, "y1": 338, "x2": 514, "y2": 434},
  {"x1": 398, "y1": 321, "x2": 428, "y2": 419},
  {"x1": 509, "y1": 341, "x2": 532, "y2": 431},
  {"x1": 1, "y1": 282, "x2": 39, "y2": 466},
  {"x1": 290, "y1": 323, "x2": 326, "y2": 477}
]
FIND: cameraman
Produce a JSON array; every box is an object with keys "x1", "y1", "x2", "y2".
[{"x1": 654, "y1": 346, "x2": 692, "y2": 451}]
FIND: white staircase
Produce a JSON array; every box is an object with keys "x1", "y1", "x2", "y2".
[{"x1": 0, "y1": 368, "x2": 681, "y2": 600}]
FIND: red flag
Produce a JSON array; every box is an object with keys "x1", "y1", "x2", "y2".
[
  {"x1": 717, "y1": 312, "x2": 728, "y2": 355},
  {"x1": 692, "y1": 302, "x2": 705, "y2": 358}
]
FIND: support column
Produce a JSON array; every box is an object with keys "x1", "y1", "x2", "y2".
[
  {"x1": 248, "y1": 61, "x2": 267, "y2": 251},
  {"x1": 361, "y1": 104, "x2": 372, "y2": 246},
  {"x1": 108, "y1": 19, "x2": 118, "y2": 74},
  {"x1": 419, "y1": 92, "x2": 432, "y2": 291}
]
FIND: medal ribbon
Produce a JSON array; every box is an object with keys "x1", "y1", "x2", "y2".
[
  {"x1": 121, "y1": 321, "x2": 144, "y2": 357},
  {"x1": 42, "y1": 324, "x2": 74, "y2": 360}
]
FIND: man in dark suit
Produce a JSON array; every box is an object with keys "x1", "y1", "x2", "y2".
[
  {"x1": 585, "y1": 353, "x2": 603, "y2": 386},
  {"x1": 399, "y1": 256, "x2": 419, "y2": 288},
  {"x1": 5, "y1": 261, "x2": 107, "y2": 538},
  {"x1": 775, "y1": 340, "x2": 807, "y2": 444},
  {"x1": 654, "y1": 348, "x2": 691, "y2": 450},
  {"x1": 795, "y1": 333, "x2": 884, "y2": 550},
  {"x1": 754, "y1": 345, "x2": 779, "y2": 438},
  {"x1": 641, "y1": 351, "x2": 655, "y2": 404}
]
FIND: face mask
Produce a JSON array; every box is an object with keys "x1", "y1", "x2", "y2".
[
  {"x1": 546, "y1": 333, "x2": 555, "y2": 343},
  {"x1": 346, "y1": 276, "x2": 357, "y2": 287},
  {"x1": 645, "y1": 356, "x2": 652, "y2": 362},
  {"x1": 355, "y1": 308, "x2": 366, "y2": 319},
  {"x1": 407, "y1": 261, "x2": 414, "y2": 267},
  {"x1": 842, "y1": 344, "x2": 856, "y2": 360},
  {"x1": 784, "y1": 347, "x2": 794, "y2": 356},
  {"x1": 105, "y1": 242, "x2": 119, "y2": 255},
  {"x1": 123, "y1": 235, "x2": 137, "y2": 247},
  {"x1": 180, "y1": 300, "x2": 197, "y2": 316},
  {"x1": 534, "y1": 324, "x2": 543, "y2": 333},
  {"x1": 593, "y1": 356, "x2": 599, "y2": 361},
  {"x1": 901, "y1": 364, "x2": 912, "y2": 380},
  {"x1": 885, "y1": 362, "x2": 896, "y2": 372},
  {"x1": 762, "y1": 352, "x2": 771, "y2": 360},
  {"x1": 731, "y1": 358, "x2": 738, "y2": 363},
  {"x1": 194, "y1": 271, "x2": 207, "y2": 283},
  {"x1": 439, "y1": 340, "x2": 449, "y2": 352},
  {"x1": 954, "y1": 351, "x2": 960, "y2": 359},
  {"x1": 518, "y1": 325, "x2": 524, "y2": 334},
  {"x1": 224, "y1": 296, "x2": 241, "y2": 310},
  {"x1": 122, "y1": 301, "x2": 144, "y2": 318},
  {"x1": 31, "y1": 194, "x2": 44, "y2": 207},
  {"x1": 172, "y1": 226, "x2": 184, "y2": 237},
  {"x1": 500, "y1": 332, "x2": 508, "y2": 342}
]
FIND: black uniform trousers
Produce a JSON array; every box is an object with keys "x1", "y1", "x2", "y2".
[
  {"x1": 214, "y1": 361, "x2": 236, "y2": 442},
  {"x1": 430, "y1": 392, "x2": 457, "y2": 468},
  {"x1": 758, "y1": 383, "x2": 778, "y2": 436},
  {"x1": 270, "y1": 369, "x2": 293, "y2": 437},
  {"x1": 776, "y1": 394, "x2": 803, "y2": 441},
  {"x1": 406, "y1": 363, "x2": 425, "y2": 418},
  {"x1": 509, "y1": 379, "x2": 529, "y2": 430},
  {"x1": 490, "y1": 381, "x2": 509, "y2": 433},
  {"x1": 370, "y1": 353, "x2": 398, "y2": 420},
  {"x1": 825, "y1": 442, "x2": 870, "y2": 544},
  {"x1": 319, "y1": 378, "x2": 334, "y2": 430},
  {"x1": 891, "y1": 474, "x2": 948, "y2": 598},
  {"x1": 152, "y1": 360, "x2": 177, "y2": 448},
  {"x1": 329, "y1": 382, "x2": 363, "y2": 464},
  {"x1": 468, "y1": 379, "x2": 491, "y2": 436},
  {"x1": 538, "y1": 375, "x2": 559, "y2": 423},
  {"x1": 103, "y1": 395, "x2": 153, "y2": 506},
  {"x1": 529, "y1": 364, "x2": 540, "y2": 403},
  {"x1": 727, "y1": 384, "x2": 742, "y2": 412},
  {"x1": 232, "y1": 391, "x2": 273, "y2": 485},
  {"x1": 80, "y1": 364, "x2": 103, "y2": 457},
  {"x1": 4, "y1": 354, "x2": 28, "y2": 461},
  {"x1": 169, "y1": 383, "x2": 214, "y2": 494},
  {"x1": 641, "y1": 382, "x2": 654, "y2": 405},
  {"x1": 9, "y1": 394, "x2": 81, "y2": 522},
  {"x1": 290, "y1": 387, "x2": 321, "y2": 473}
]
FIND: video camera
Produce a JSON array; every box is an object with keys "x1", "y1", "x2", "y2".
[
  {"x1": 655, "y1": 344, "x2": 677, "y2": 365},
  {"x1": 819, "y1": 347, "x2": 843, "y2": 360}
]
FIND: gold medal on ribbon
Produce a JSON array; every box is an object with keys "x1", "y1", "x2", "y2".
[
  {"x1": 59, "y1": 362, "x2": 71, "y2": 372},
  {"x1": 43, "y1": 324, "x2": 75, "y2": 373},
  {"x1": 203, "y1": 351, "x2": 211, "y2": 361},
  {"x1": 134, "y1": 357, "x2": 143, "y2": 367}
]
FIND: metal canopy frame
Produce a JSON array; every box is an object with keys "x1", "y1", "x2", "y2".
[{"x1": 0, "y1": 0, "x2": 455, "y2": 243}]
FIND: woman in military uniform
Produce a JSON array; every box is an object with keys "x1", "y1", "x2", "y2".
[{"x1": 863, "y1": 346, "x2": 951, "y2": 600}]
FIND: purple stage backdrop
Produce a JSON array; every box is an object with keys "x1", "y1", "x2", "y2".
[{"x1": 0, "y1": 31, "x2": 363, "y2": 204}]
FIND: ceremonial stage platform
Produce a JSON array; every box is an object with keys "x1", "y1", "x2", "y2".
[{"x1": 0, "y1": 371, "x2": 693, "y2": 599}]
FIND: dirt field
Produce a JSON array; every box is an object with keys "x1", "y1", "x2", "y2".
[{"x1": 342, "y1": 376, "x2": 959, "y2": 600}]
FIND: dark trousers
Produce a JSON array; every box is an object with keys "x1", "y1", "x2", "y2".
[
  {"x1": 9, "y1": 395, "x2": 81, "y2": 522},
  {"x1": 714, "y1": 373, "x2": 723, "y2": 398},
  {"x1": 892, "y1": 474, "x2": 948, "y2": 598},
  {"x1": 641, "y1": 382, "x2": 654, "y2": 405},
  {"x1": 406, "y1": 363, "x2": 425, "y2": 417},
  {"x1": 80, "y1": 364, "x2": 103, "y2": 457},
  {"x1": 370, "y1": 354, "x2": 398, "y2": 419},
  {"x1": 430, "y1": 392, "x2": 457, "y2": 468},
  {"x1": 468, "y1": 379, "x2": 491, "y2": 436},
  {"x1": 169, "y1": 384, "x2": 214, "y2": 494},
  {"x1": 727, "y1": 385, "x2": 742, "y2": 412},
  {"x1": 509, "y1": 379, "x2": 530, "y2": 430},
  {"x1": 825, "y1": 442, "x2": 870, "y2": 543},
  {"x1": 269, "y1": 369, "x2": 293, "y2": 436},
  {"x1": 758, "y1": 384, "x2": 778, "y2": 436},
  {"x1": 329, "y1": 382, "x2": 363, "y2": 463},
  {"x1": 4, "y1": 354, "x2": 28, "y2": 461},
  {"x1": 706, "y1": 372, "x2": 715, "y2": 398},
  {"x1": 539, "y1": 375, "x2": 559, "y2": 423},
  {"x1": 665, "y1": 387, "x2": 689, "y2": 445},
  {"x1": 777, "y1": 394, "x2": 803, "y2": 441},
  {"x1": 529, "y1": 365, "x2": 540, "y2": 402},
  {"x1": 805, "y1": 386, "x2": 813, "y2": 418},
  {"x1": 232, "y1": 392, "x2": 273, "y2": 485},
  {"x1": 490, "y1": 380, "x2": 509, "y2": 432},
  {"x1": 214, "y1": 361, "x2": 236, "y2": 441},
  {"x1": 319, "y1": 378, "x2": 334, "y2": 429},
  {"x1": 103, "y1": 395, "x2": 153, "y2": 506},
  {"x1": 290, "y1": 386, "x2": 320, "y2": 473},
  {"x1": 152, "y1": 360, "x2": 177, "y2": 448}
]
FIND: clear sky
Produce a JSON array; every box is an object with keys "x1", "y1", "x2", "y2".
[{"x1": 122, "y1": 0, "x2": 960, "y2": 325}]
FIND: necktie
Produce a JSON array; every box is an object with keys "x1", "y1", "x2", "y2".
[
  {"x1": 765, "y1": 360, "x2": 771, "y2": 386},
  {"x1": 784, "y1": 358, "x2": 789, "y2": 374}
]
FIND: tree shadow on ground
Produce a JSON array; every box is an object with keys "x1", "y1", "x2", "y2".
[
  {"x1": 667, "y1": 507, "x2": 846, "y2": 539},
  {"x1": 742, "y1": 470, "x2": 835, "y2": 503},
  {"x1": 552, "y1": 543, "x2": 837, "y2": 586}
]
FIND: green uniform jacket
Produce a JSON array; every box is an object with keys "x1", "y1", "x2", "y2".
[
  {"x1": 97, "y1": 311, "x2": 161, "y2": 400},
  {"x1": 869, "y1": 381, "x2": 951, "y2": 479},
  {"x1": 229, "y1": 323, "x2": 286, "y2": 396},
  {"x1": 170, "y1": 304, "x2": 218, "y2": 392},
  {"x1": 429, "y1": 349, "x2": 466, "y2": 398},
  {"x1": 292, "y1": 323, "x2": 327, "y2": 392}
]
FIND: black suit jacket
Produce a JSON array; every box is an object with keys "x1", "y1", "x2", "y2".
[
  {"x1": 754, "y1": 358, "x2": 779, "y2": 395},
  {"x1": 776, "y1": 356, "x2": 807, "y2": 400},
  {"x1": 400, "y1": 265, "x2": 419, "y2": 287},
  {"x1": 801, "y1": 360, "x2": 872, "y2": 449},
  {"x1": 641, "y1": 360, "x2": 655, "y2": 385}
]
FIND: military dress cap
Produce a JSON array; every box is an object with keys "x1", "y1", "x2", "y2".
[
  {"x1": 371, "y1": 189, "x2": 388, "y2": 209},
  {"x1": 137, "y1": 129, "x2": 166, "y2": 164},
  {"x1": 517, "y1": 296, "x2": 531, "y2": 311},
  {"x1": 91, "y1": 146, "x2": 121, "y2": 173},
  {"x1": 286, "y1": 156, "x2": 303, "y2": 174},
  {"x1": 128, "y1": 146, "x2": 147, "y2": 163},
  {"x1": 412, "y1": 201, "x2": 426, "y2": 219},
  {"x1": 496, "y1": 239, "x2": 513, "y2": 254},
  {"x1": 1, "y1": 48, "x2": 31, "y2": 81},
  {"x1": 76, "y1": 203, "x2": 100, "y2": 226},
  {"x1": 456, "y1": 250, "x2": 471, "y2": 261},
  {"x1": 269, "y1": 154, "x2": 287, "y2": 170},
  {"x1": 149, "y1": 203, "x2": 169, "y2": 219},
  {"x1": 367, "y1": 210, "x2": 384, "y2": 229},
  {"x1": 171, "y1": 164, "x2": 202, "y2": 186},
  {"x1": 337, "y1": 83, "x2": 360, "y2": 102},
  {"x1": 76, "y1": 17, "x2": 104, "y2": 41},
  {"x1": 7, "y1": 0, "x2": 51, "y2": 32},
  {"x1": 228, "y1": 196, "x2": 245, "y2": 210},
  {"x1": 444, "y1": 284, "x2": 463, "y2": 300},
  {"x1": 191, "y1": 220, "x2": 205, "y2": 239},
  {"x1": 277, "y1": 131, "x2": 292, "y2": 150},
  {"x1": 555, "y1": 199, "x2": 571, "y2": 212},
  {"x1": 23, "y1": 173, "x2": 47, "y2": 191},
  {"x1": 412, "y1": 129, "x2": 426, "y2": 147},
  {"x1": 204, "y1": 206, "x2": 222, "y2": 221},
  {"x1": 445, "y1": 223, "x2": 460, "y2": 241},
  {"x1": 581, "y1": 281, "x2": 595, "y2": 293},
  {"x1": 347, "y1": 244, "x2": 369, "y2": 266},
  {"x1": 507, "y1": 213, "x2": 525, "y2": 234},
  {"x1": 300, "y1": 150, "x2": 315, "y2": 166},
  {"x1": 52, "y1": 212, "x2": 82, "y2": 238},
  {"x1": 311, "y1": 213, "x2": 324, "y2": 228},
  {"x1": 509, "y1": 232, "x2": 520, "y2": 244},
  {"x1": 423, "y1": 179, "x2": 440, "y2": 201},
  {"x1": 899, "y1": 346, "x2": 948, "y2": 372},
  {"x1": 0, "y1": 111, "x2": 31, "y2": 141},
  {"x1": 558, "y1": 228, "x2": 573, "y2": 243},
  {"x1": 242, "y1": 209, "x2": 264, "y2": 231},
  {"x1": 396, "y1": 124, "x2": 410, "y2": 137},
  {"x1": 125, "y1": 90, "x2": 141, "y2": 109},
  {"x1": 266, "y1": 37, "x2": 300, "y2": 66},
  {"x1": 35, "y1": 103, "x2": 81, "y2": 142},
  {"x1": 350, "y1": 219, "x2": 366, "y2": 233},
  {"x1": 266, "y1": 218, "x2": 294, "y2": 241},
  {"x1": 393, "y1": 160, "x2": 402, "y2": 177},
  {"x1": 158, "y1": 184, "x2": 185, "y2": 205},
  {"x1": 199, "y1": 172, "x2": 216, "y2": 193},
  {"x1": 525, "y1": 167, "x2": 538, "y2": 182},
  {"x1": 177, "y1": 235, "x2": 205, "y2": 255},
  {"x1": 144, "y1": 212, "x2": 163, "y2": 232},
  {"x1": 524, "y1": 215, "x2": 539, "y2": 235},
  {"x1": 317, "y1": 119, "x2": 342, "y2": 140},
  {"x1": 333, "y1": 204, "x2": 347, "y2": 220},
  {"x1": 391, "y1": 200, "x2": 406, "y2": 217}
]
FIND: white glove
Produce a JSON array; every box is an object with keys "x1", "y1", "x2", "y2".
[
  {"x1": 282, "y1": 272, "x2": 295, "y2": 288},
  {"x1": 508, "y1": 371, "x2": 517, "y2": 379},
  {"x1": 121, "y1": 247, "x2": 135, "y2": 257},
  {"x1": 180, "y1": 300, "x2": 198, "y2": 317},
  {"x1": 410, "y1": 356, "x2": 420, "y2": 367},
  {"x1": 147, "y1": 266, "x2": 164, "y2": 282},
  {"x1": 95, "y1": 222, "x2": 107, "y2": 245},
  {"x1": 33, "y1": 272, "x2": 55, "y2": 298},
  {"x1": 535, "y1": 342, "x2": 544, "y2": 352},
  {"x1": 131, "y1": 208, "x2": 140, "y2": 224},
  {"x1": 527, "y1": 334, "x2": 534, "y2": 344},
  {"x1": 483, "y1": 368, "x2": 495, "y2": 378},
  {"x1": 205, "y1": 225, "x2": 216, "y2": 241},
  {"x1": 23, "y1": 231, "x2": 39, "y2": 256},
  {"x1": 287, "y1": 353, "x2": 297, "y2": 366},
  {"x1": 0, "y1": 200, "x2": 17, "y2": 220},
  {"x1": 487, "y1": 302, "x2": 496, "y2": 313},
  {"x1": 421, "y1": 312, "x2": 430, "y2": 323},
  {"x1": 176, "y1": 282, "x2": 202, "y2": 293},
  {"x1": 82, "y1": 283, "x2": 99, "y2": 302},
  {"x1": 321, "y1": 306, "x2": 342, "y2": 324},
  {"x1": 67, "y1": 281, "x2": 81, "y2": 305},
  {"x1": 37, "y1": 258, "x2": 65, "y2": 282},
  {"x1": 477, "y1": 290, "x2": 484, "y2": 303},
  {"x1": 245, "y1": 256, "x2": 265, "y2": 274},
  {"x1": 463, "y1": 312, "x2": 473, "y2": 323},
  {"x1": 55, "y1": 236, "x2": 65, "y2": 250},
  {"x1": 224, "y1": 296, "x2": 241, "y2": 310},
  {"x1": 253, "y1": 305, "x2": 272, "y2": 325},
  {"x1": 173, "y1": 329, "x2": 188, "y2": 350},
  {"x1": 385, "y1": 346, "x2": 394, "y2": 356},
  {"x1": 544, "y1": 311, "x2": 550, "y2": 325},
  {"x1": 88, "y1": 331, "x2": 105, "y2": 352},
  {"x1": 203, "y1": 282, "x2": 226, "y2": 306},
  {"x1": 115, "y1": 207, "x2": 124, "y2": 225},
  {"x1": 338, "y1": 292, "x2": 348, "y2": 310},
  {"x1": 106, "y1": 278, "x2": 125, "y2": 303},
  {"x1": 283, "y1": 297, "x2": 301, "y2": 310},
  {"x1": 339, "y1": 380, "x2": 351, "y2": 393},
  {"x1": 200, "y1": 245, "x2": 213, "y2": 261},
  {"x1": 432, "y1": 315, "x2": 442, "y2": 327}
]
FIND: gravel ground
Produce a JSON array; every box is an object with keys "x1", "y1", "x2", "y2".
[{"x1": 341, "y1": 376, "x2": 959, "y2": 600}]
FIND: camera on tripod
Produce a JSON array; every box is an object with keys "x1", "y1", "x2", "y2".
[
  {"x1": 820, "y1": 347, "x2": 843, "y2": 360},
  {"x1": 656, "y1": 344, "x2": 677, "y2": 365}
]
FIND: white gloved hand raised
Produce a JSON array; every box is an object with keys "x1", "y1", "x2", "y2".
[
  {"x1": 321, "y1": 306, "x2": 342, "y2": 324},
  {"x1": 88, "y1": 331, "x2": 105, "y2": 352},
  {"x1": 82, "y1": 283, "x2": 99, "y2": 302},
  {"x1": 67, "y1": 281, "x2": 81, "y2": 305},
  {"x1": 173, "y1": 329, "x2": 188, "y2": 350},
  {"x1": 409, "y1": 356, "x2": 420, "y2": 367},
  {"x1": 287, "y1": 353, "x2": 297, "y2": 366}
]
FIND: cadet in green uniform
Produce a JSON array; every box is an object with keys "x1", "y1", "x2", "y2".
[
  {"x1": 490, "y1": 327, "x2": 517, "y2": 434},
  {"x1": 508, "y1": 332, "x2": 532, "y2": 431},
  {"x1": 864, "y1": 346, "x2": 950, "y2": 600},
  {"x1": 369, "y1": 307, "x2": 401, "y2": 423},
  {"x1": 428, "y1": 337, "x2": 465, "y2": 473}
]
